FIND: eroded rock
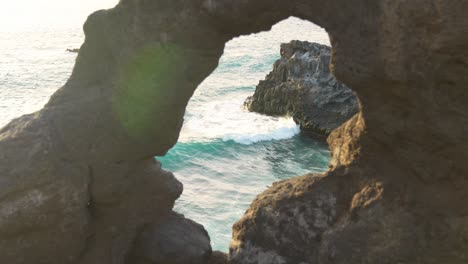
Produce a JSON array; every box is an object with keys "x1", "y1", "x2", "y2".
[
  {"x1": 1, "y1": 0, "x2": 467, "y2": 264},
  {"x1": 230, "y1": 174, "x2": 347, "y2": 264},
  {"x1": 244, "y1": 41, "x2": 359, "y2": 136}
]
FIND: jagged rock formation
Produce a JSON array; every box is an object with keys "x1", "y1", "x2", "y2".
[
  {"x1": 245, "y1": 41, "x2": 359, "y2": 136},
  {"x1": 0, "y1": 0, "x2": 467, "y2": 264}
]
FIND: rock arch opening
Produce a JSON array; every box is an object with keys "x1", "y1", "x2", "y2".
[{"x1": 156, "y1": 16, "x2": 357, "y2": 253}]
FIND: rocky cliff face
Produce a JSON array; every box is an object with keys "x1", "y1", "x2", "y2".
[
  {"x1": 1, "y1": 0, "x2": 468, "y2": 264},
  {"x1": 245, "y1": 41, "x2": 359, "y2": 136}
]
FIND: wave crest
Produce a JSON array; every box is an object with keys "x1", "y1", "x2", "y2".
[{"x1": 222, "y1": 120, "x2": 300, "y2": 145}]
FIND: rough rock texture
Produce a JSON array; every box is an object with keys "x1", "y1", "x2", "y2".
[
  {"x1": 1, "y1": 0, "x2": 468, "y2": 264},
  {"x1": 244, "y1": 41, "x2": 359, "y2": 136},
  {"x1": 128, "y1": 212, "x2": 212, "y2": 264}
]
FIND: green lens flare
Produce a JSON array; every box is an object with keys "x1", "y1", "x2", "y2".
[{"x1": 113, "y1": 44, "x2": 186, "y2": 139}]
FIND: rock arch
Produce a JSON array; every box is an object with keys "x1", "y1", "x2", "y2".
[{"x1": 0, "y1": 0, "x2": 467, "y2": 263}]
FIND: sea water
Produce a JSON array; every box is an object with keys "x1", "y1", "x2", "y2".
[{"x1": 0, "y1": 17, "x2": 331, "y2": 252}]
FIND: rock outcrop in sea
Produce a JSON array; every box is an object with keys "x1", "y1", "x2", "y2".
[
  {"x1": 245, "y1": 40, "x2": 359, "y2": 136},
  {"x1": 0, "y1": 1, "x2": 467, "y2": 264}
]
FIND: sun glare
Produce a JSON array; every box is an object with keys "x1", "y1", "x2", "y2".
[{"x1": 0, "y1": 0, "x2": 119, "y2": 31}]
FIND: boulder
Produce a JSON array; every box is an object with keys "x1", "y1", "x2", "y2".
[{"x1": 129, "y1": 213, "x2": 212, "y2": 264}]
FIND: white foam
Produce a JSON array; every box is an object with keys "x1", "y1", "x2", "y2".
[
  {"x1": 179, "y1": 89, "x2": 301, "y2": 145},
  {"x1": 222, "y1": 121, "x2": 300, "y2": 145}
]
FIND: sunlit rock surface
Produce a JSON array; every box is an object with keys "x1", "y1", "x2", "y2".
[
  {"x1": 245, "y1": 40, "x2": 359, "y2": 136},
  {"x1": 0, "y1": 0, "x2": 467, "y2": 263}
]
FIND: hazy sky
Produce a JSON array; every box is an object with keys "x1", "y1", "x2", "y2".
[{"x1": 0, "y1": 0, "x2": 119, "y2": 30}]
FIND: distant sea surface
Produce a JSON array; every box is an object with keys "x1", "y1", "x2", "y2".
[{"x1": 0, "y1": 17, "x2": 331, "y2": 251}]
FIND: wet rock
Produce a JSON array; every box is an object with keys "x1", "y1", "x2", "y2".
[{"x1": 245, "y1": 41, "x2": 359, "y2": 136}]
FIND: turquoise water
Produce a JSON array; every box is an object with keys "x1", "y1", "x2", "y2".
[
  {"x1": 157, "y1": 17, "x2": 331, "y2": 251},
  {"x1": 159, "y1": 137, "x2": 329, "y2": 251}
]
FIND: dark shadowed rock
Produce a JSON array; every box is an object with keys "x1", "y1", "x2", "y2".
[
  {"x1": 245, "y1": 40, "x2": 359, "y2": 136},
  {"x1": 129, "y1": 212, "x2": 212, "y2": 264},
  {"x1": 208, "y1": 251, "x2": 228, "y2": 264}
]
